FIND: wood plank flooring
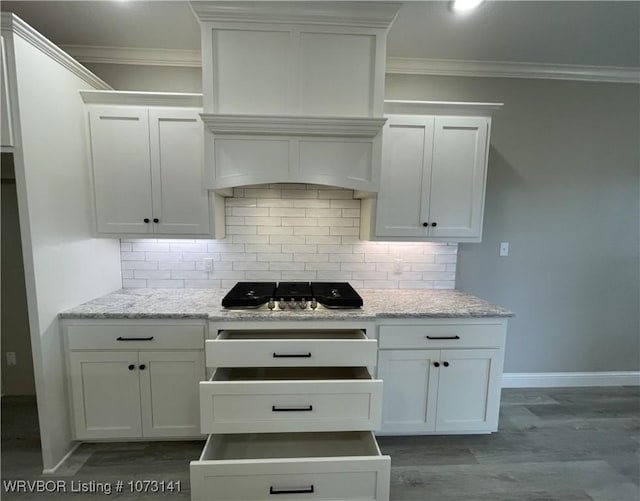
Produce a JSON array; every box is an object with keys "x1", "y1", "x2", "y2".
[{"x1": 2, "y1": 387, "x2": 638, "y2": 500}]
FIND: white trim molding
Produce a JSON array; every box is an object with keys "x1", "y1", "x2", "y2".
[
  {"x1": 385, "y1": 99, "x2": 503, "y2": 116},
  {"x1": 201, "y1": 114, "x2": 387, "y2": 137},
  {"x1": 80, "y1": 90, "x2": 203, "y2": 108},
  {"x1": 0, "y1": 14, "x2": 112, "y2": 90},
  {"x1": 41, "y1": 442, "x2": 81, "y2": 475},
  {"x1": 386, "y1": 57, "x2": 640, "y2": 84},
  {"x1": 502, "y1": 371, "x2": 640, "y2": 388},
  {"x1": 61, "y1": 45, "x2": 201, "y2": 68}
]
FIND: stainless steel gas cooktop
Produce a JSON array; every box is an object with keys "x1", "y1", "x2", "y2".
[{"x1": 221, "y1": 282, "x2": 363, "y2": 310}]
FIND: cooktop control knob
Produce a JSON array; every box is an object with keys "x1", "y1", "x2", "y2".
[
  {"x1": 267, "y1": 298, "x2": 275, "y2": 310},
  {"x1": 288, "y1": 300, "x2": 296, "y2": 309},
  {"x1": 310, "y1": 298, "x2": 318, "y2": 310},
  {"x1": 299, "y1": 299, "x2": 307, "y2": 309},
  {"x1": 278, "y1": 298, "x2": 285, "y2": 309}
]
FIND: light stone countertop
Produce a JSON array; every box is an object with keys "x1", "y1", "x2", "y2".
[{"x1": 59, "y1": 288, "x2": 513, "y2": 320}]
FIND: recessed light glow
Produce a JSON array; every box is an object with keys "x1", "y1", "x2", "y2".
[{"x1": 453, "y1": 0, "x2": 484, "y2": 12}]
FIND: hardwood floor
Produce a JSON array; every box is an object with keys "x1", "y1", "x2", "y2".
[{"x1": 2, "y1": 387, "x2": 639, "y2": 500}]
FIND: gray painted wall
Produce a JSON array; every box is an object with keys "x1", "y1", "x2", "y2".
[
  {"x1": 84, "y1": 63, "x2": 202, "y2": 93},
  {"x1": 386, "y1": 74, "x2": 640, "y2": 373},
  {"x1": 1, "y1": 155, "x2": 36, "y2": 395}
]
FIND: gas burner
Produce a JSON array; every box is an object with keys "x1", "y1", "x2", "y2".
[{"x1": 221, "y1": 281, "x2": 363, "y2": 310}]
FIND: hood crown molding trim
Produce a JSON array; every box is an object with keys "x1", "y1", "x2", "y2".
[
  {"x1": 201, "y1": 114, "x2": 387, "y2": 137},
  {"x1": 80, "y1": 90, "x2": 203, "y2": 108},
  {"x1": 190, "y1": 1, "x2": 401, "y2": 28},
  {"x1": 386, "y1": 57, "x2": 640, "y2": 84},
  {"x1": 0, "y1": 13, "x2": 112, "y2": 90}
]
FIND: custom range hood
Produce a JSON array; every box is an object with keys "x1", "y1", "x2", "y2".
[{"x1": 190, "y1": 1, "x2": 401, "y2": 192}]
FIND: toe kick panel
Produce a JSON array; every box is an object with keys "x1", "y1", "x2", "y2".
[
  {"x1": 190, "y1": 431, "x2": 390, "y2": 501},
  {"x1": 200, "y1": 367, "x2": 382, "y2": 433}
]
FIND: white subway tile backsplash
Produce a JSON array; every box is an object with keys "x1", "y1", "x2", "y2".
[{"x1": 120, "y1": 184, "x2": 457, "y2": 290}]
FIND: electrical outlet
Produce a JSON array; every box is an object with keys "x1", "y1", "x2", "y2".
[
  {"x1": 6, "y1": 352, "x2": 16, "y2": 366},
  {"x1": 499, "y1": 242, "x2": 510, "y2": 257},
  {"x1": 203, "y1": 257, "x2": 214, "y2": 272}
]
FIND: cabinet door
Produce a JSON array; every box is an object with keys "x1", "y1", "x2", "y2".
[
  {"x1": 68, "y1": 352, "x2": 142, "y2": 439},
  {"x1": 138, "y1": 350, "x2": 205, "y2": 438},
  {"x1": 436, "y1": 348, "x2": 502, "y2": 433},
  {"x1": 375, "y1": 116, "x2": 434, "y2": 237},
  {"x1": 89, "y1": 107, "x2": 153, "y2": 234},
  {"x1": 149, "y1": 108, "x2": 210, "y2": 235},
  {"x1": 428, "y1": 117, "x2": 489, "y2": 239},
  {"x1": 377, "y1": 349, "x2": 439, "y2": 433}
]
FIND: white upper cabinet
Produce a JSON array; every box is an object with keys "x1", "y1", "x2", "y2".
[
  {"x1": 362, "y1": 101, "x2": 502, "y2": 242},
  {"x1": 83, "y1": 91, "x2": 221, "y2": 238}
]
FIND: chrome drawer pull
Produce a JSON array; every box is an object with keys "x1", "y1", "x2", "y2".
[
  {"x1": 426, "y1": 335, "x2": 460, "y2": 340},
  {"x1": 116, "y1": 336, "x2": 154, "y2": 341},
  {"x1": 272, "y1": 405, "x2": 313, "y2": 412},
  {"x1": 270, "y1": 485, "x2": 314, "y2": 495},
  {"x1": 272, "y1": 352, "x2": 312, "y2": 358}
]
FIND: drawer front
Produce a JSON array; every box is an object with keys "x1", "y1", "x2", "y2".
[
  {"x1": 190, "y1": 432, "x2": 390, "y2": 501},
  {"x1": 66, "y1": 323, "x2": 205, "y2": 351},
  {"x1": 206, "y1": 331, "x2": 377, "y2": 368},
  {"x1": 378, "y1": 323, "x2": 506, "y2": 349},
  {"x1": 200, "y1": 368, "x2": 382, "y2": 433}
]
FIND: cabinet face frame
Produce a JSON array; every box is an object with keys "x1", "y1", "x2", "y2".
[
  {"x1": 62, "y1": 319, "x2": 207, "y2": 441},
  {"x1": 83, "y1": 99, "x2": 219, "y2": 239},
  {"x1": 376, "y1": 318, "x2": 507, "y2": 435}
]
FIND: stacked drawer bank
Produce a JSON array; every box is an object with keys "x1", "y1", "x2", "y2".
[{"x1": 190, "y1": 321, "x2": 389, "y2": 501}]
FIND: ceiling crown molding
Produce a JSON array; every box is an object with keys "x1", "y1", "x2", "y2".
[
  {"x1": 201, "y1": 114, "x2": 387, "y2": 137},
  {"x1": 61, "y1": 45, "x2": 201, "y2": 68},
  {"x1": 0, "y1": 13, "x2": 112, "y2": 90},
  {"x1": 189, "y1": 1, "x2": 401, "y2": 28},
  {"x1": 386, "y1": 57, "x2": 640, "y2": 84}
]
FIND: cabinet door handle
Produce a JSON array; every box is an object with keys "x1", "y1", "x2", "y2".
[
  {"x1": 139, "y1": 364, "x2": 146, "y2": 370},
  {"x1": 128, "y1": 364, "x2": 135, "y2": 371},
  {"x1": 434, "y1": 362, "x2": 440, "y2": 367},
  {"x1": 422, "y1": 222, "x2": 429, "y2": 227},
  {"x1": 270, "y1": 485, "x2": 314, "y2": 495},
  {"x1": 431, "y1": 222, "x2": 437, "y2": 227},
  {"x1": 116, "y1": 336, "x2": 154, "y2": 341},
  {"x1": 143, "y1": 218, "x2": 150, "y2": 223},
  {"x1": 272, "y1": 405, "x2": 313, "y2": 412},
  {"x1": 443, "y1": 361, "x2": 450, "y2": 367},
  {"x1": 272, "y1": 352, "x2": 311, "y2": 358},
  {"x1": 426, "y1": 335, "x2": 460, "y2": 340},
  {"x1": 153, "y1": 218, "x2": 159, "y2": 223}
]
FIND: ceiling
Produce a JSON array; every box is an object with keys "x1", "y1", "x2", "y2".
[{"x1": 1, "y1": 0, "x2": 639, "y2": 69}]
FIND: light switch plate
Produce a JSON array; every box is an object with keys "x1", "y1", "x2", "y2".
[{"x1": 499, "y1": 242, "x2": 509, "y2": 257}]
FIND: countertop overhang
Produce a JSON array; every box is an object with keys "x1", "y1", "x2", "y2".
[{"x1": 59, "y1": 288, "x2": 513, "y2": 321}]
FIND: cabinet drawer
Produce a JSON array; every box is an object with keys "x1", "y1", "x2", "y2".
[
  {"x1": 206, "y1": 329, "x2": 377, "y2": 368},
  {"x1": 378, "y1": 323, "x2": 505, "y2": 349},
  {"x1": 190, "y1": 431, "x2": 390, "y2": 501},
  {"x1": 66, "y1": 323, "x2": 205, "y2": 351},
  {"x1": 200, "y1": 367, "x2": 382, "y2": 434}
]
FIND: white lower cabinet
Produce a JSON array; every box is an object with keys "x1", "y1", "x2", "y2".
[
  {"x1": 192, "y1": 322, "x2": 389, "y2": 501},
  {"x1": 64, "y1": 320, "x2": 206, "y2": 440},
  {"x1": 377, "y1": 319, "x2": 507, "y2": 435}
]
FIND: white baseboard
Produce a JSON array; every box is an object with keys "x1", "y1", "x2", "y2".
[
  {"x1": 502, "y1": 371, "x2": 640, "y2": 388},
  {"x1": 42, "y1": 442, "x2": 81, "y2": 475}
]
